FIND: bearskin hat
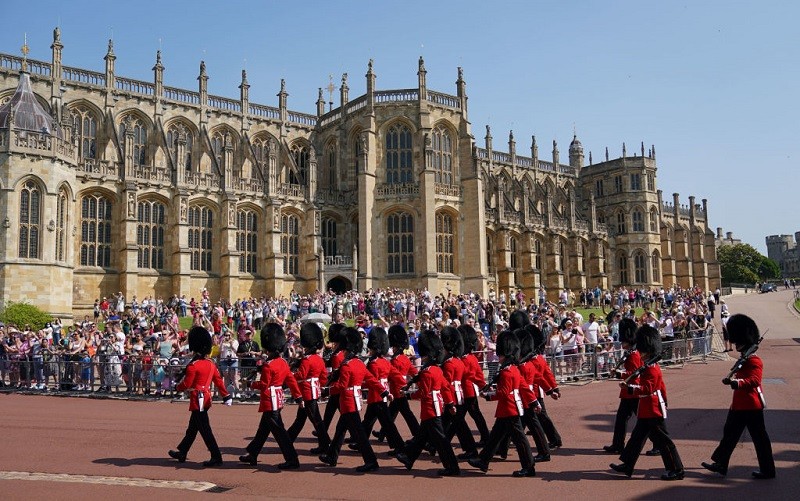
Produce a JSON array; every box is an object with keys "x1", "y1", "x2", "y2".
[
  {"x1": 515, "y1": 327, "x2": 535, "y2": 360},
  {"x1": 508, "y1": 310, "x2": 531, "y2": 331},
  {"x1": 327, "y1": 323, "x2": 346, "y2": 346},
  {"x1": 367, "y1": 327, "x2": 390, "y2": 356},
  {"x1": 727, "y1": 313, "x2": 759, "y2": 347},
  {"x1": 440, "y1": 326, "x2": 464, "y2": 357},
  {"x1": 388, "y1": 324, "x2": 409, "y2": 350},
  {"x1": 300, "y1": 322, "x2": 324, "y2": 350},
  {"x1": 343, "y1": 327, "x2": 364, "y2": 354},
  {"x1": 458, "y1": 324, "x2": 478, "y2": 354},
  {"x1": 260, "y1": 322, "x2": 287, "y2": 353},
  {"x1": 417, "y1": 329, "x2": 444, "y2": 364},
  {"x1": 528, "y1": 324, "x2": 546, "y2": 353},
  {"x1": 634, "y1": 325, "x2": 662, "y2": 356},
  {"x1": 187, "y1": 326, "x2": 212, "y2": 356},
  {"x1": 496, "y1": 329, "x2": 521, "y2": 363},
  {"x1": 618, "y1": 318, "x2": 638, "y2": 347}
]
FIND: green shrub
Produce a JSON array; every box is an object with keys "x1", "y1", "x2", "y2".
[{"x1": 0, "y1": 301, "x2": 52, "y2": 330}]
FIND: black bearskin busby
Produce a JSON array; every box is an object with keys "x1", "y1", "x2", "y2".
[
  {"x1": 528, "y1": 324, "x2": 546, "y2": 354},
  {"x1": 515, "y1": 326, "x2": 535, "y2": 361},
  {"x1": 417, "y1": 330, "x2": 444, "y2": 365},
  {"x1": 508, "y1": 310, "x2": 531, "y2": 332},
  {"x1": 634, "y1": 325, "x2": 662, "y2": 356},
  {"x1": 458, "y1": 324, "x2": 478, "y2": 354},
  {"x1": 618, "y1": 318, "x2": 638, "y2": 347},
  {"x1": 496, "y1": 330, "x2": 521, "y2": 363},
  {"x1": 440, "y1": 326, "x2": 464, "y2": 357},
  {"x1": 388, "y1": 324, "x2": 409, "y2": 350},
  {"x1": 300, "y1": 322, "x2": 324, "y2": 351},
  {"x1": 328, "y1": 323, "x2": 346, "y2": 346},
  {"x1": 187, "y1": 326, "x2": 212, "y2": 356},
  {"x1": 726, "y1": 313, "x2": 759, "y2": 347},
  {"x1": 367, "y1": 327, "x2": 390, "y2": 357},
  {"x1": 261, "y1": 322, "x2": 287, "y2": 353},
  {"x1": 343, "y1": 327, "x2": 364, "y2": 355}
]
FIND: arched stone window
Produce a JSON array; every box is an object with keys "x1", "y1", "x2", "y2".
[
  {"x1": 281, "y1": 214, "x2": 300, "y2": 275},
  {"x1": 55, "y1": 189, "x2": 68, "y2": 262},
  {"x1": 325, "y1": 144, "x2": 337, "y2": 188},
  {"x1": 80, "y1": 193, "x2": 113, "y2": 267},
  {"x1": 385, "y1": 124, "x2": 413, "y2": 184},
  {"x1": 237, "y1": 209, "x2": 257, "y2": 274},
  {"x1": 652, "y1": 251, "x2": 661, "y2": 282},
  {"x1": 387, "y1": 212, "x2": 414, "y2": 274},
  {"x1": 649, "y1": 208, "x2": 658, "y2": 232},
  {"x1": 252, "y1": 136, "x2": 270, "y2": 165},
  {"x1": 166, "y1": 123, "x2": 193, "y2": 171},
  {"x1": 616, "y1": 211, "x2": 627, "y2": 235},
  {"x1": 618, "y1": 253, "x2": 629, "y2": 285},
  {"x1": 18, "y1": 180, "x2": 41, "y2": 259},
  {"x1": 290, "y1": 144, "x2": 309, "y2": 186},
  {"x1": 210, "y1": 131, "x2": 227, "y2": 169},
  {"x1": 634, "y1": 251, "x2": 647, "y2": 283},
  {"x1": 632, "y1": 209, "x2": 644, "y2": 232},
  {"x1": 322, "y1": 217, "x2": 337, "y2": 257},
  {"x1": 188, "y1": 206, "x2": 213, "y2": 271},
  {"x1": 432, "y1": 126, "x2": 453, "y2": 185},
  {"x1": 119, "y1": 115, "x2": 147, "y2": 166},
  {"x1": 579, "y1": 241, "x2": 588, "y2": 273},
  {"x1": 534, "y1": 238, "x2": 542, "y2": 270},
  {"x1": 510, "y1": 236, "x2": 519, "y2": 270},
  {"x1": 435, "y1": 212, "x2": 454, "y2": 274},
  {"x1": 70, "y1": 106, "x2": 97, "y2": 160},
  {"x1": 487, "y1": 233, "x2": 496, "y2": 275},
  {"x1": 137, "y1": 200, "x2": 166, "y2": 270},
  {"x1": 557, "y1": 239, "x2": 565, "y2": 271}
]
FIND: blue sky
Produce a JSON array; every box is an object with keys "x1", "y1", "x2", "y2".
[{"x1": 2, "y1": 1, "x2": 797, "y2": 253}]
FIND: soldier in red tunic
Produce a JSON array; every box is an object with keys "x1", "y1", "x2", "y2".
[
  {"x1": 468, "y1": 329, "x2": 536, "y2": 477},
  {"x1": 611, "y1": 325, "x2": 684, "y2": 480},
  {"x1": 320, "y1": 323, "x2": 346, "y2": 438},
  {"x1": 702, "y1": 314, "x2": 775, "y2": 479},
  {"x1": 603, "y1": 318, "x2": 646, "y2": 454},
  {"x1": 379, "y1": 325, "x2": 421, "y2": 439},
  {"x1": 459, "y1": 324, "x2": 490, "y2": 445},
  {"x1": 440, "y1": 326, "x2": 480, "y2": 460},
  {"x1": 240, "y1": 323, "x2": 303, "y2": 469},
  {"x1": 395, "y1": 330, "x2": 461, "y2": 476},
  {"x1": 169, "y1": 326, "x2": 232, "y2": 467},
  {"x1": 286, "y1": 323, "x2": 331, "y2": 454},
  {"x1": 319, "y1": 327, "x2": 390, "y2": 472}
]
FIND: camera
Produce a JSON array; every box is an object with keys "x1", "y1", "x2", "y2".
[{"x1": 572, "y1": 328, "x2": 578, "y2": 334}]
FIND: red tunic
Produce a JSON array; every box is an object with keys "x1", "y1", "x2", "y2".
[
  {"x1": 531, "y1": 354, "x2": 558, "y2": 398},
  {"x1": 518, "y1": 360, "x2": 538, "y2": 407},
  {"x1": 487, "y1": 364, "x2": 525, "y2": 418},
  {"x1": 441, "y1": 356, "x2": 466, "y2": 405},
  {"x1": 176, "y1": 358, "x2": 229, "y2": 412},
  {"x1": 627, "y1": 363, "x2": 668, "y2": 419},
  {"x1": 330, "y1": 357, "x2": 385, "y2": 414},
  {"x1": 409, "y1": 365, "x2": 453, "y2": 421},
  {"x1": 293, "y1": 353, "x2": 328, "y2": 401},
  {"x1": 328, "y1": 350, "x2": 345, "y2": 396},
  {"x1": 618, "y1": 350, "x2": 643, "y2": 400},
  {"x1": 731, "y1": 355, "x2": 766, "y2": 411},
  {"x1": 251, "y1": 357, "x2": 302, "y2": 412},
  {"x1": 366, "y1": 357, "x2": 392, "y2": 404},
  {"x1": 461, "y1": 353, "x2": 486, "y2": 399},
  {"x1": 388, "y1": 353, "x2": 418, "y2": 399}
]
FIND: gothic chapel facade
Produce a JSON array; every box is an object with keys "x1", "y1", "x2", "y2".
[{"x1": 0, "y1": 30, "x2": 720, "y2": 318}]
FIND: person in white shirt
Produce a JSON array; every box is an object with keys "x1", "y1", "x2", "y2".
[{"x1": 582, "y1": 313, "x2": 600, "y2": 347}]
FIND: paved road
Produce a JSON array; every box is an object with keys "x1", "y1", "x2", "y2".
[{"x1": 0, "y1": 290, "x2": 797, "y2": 500}]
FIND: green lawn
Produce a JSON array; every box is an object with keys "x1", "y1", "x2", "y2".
[{"x1": 795, "y1": 299, "x2": 800, "y2": 314}]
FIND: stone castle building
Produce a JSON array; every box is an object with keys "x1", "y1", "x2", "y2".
[
  {"x1": 766, "y1": 233, "x2": 800, "y2": 278},
  {"x1": 0, "y1": 30, "x2": 720, "y2": 319}
]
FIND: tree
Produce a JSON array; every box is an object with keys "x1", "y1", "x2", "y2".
[
  {"x1": 717, "y1": 244, "x2": 780, "y2": 285},
  {"x1": 0, "y1": 301, "x2": 52, "y2": 330}
]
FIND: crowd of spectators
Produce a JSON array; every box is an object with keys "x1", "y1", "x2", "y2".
[{"x1": 0, "y1": 284, "x2": 721, "y2": 393}]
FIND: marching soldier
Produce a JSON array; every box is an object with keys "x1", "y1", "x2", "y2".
[
  {"x1": 441, "y1": 326, "x2": 480, "y2": 460},
  {"x1": 458, "y1": 324, "x2": 490, "y2": 445},
  {"x1": 286, "y1": 322, "x2": 331, "y2": 453},
  {"x1": 320, "y1": 323, "x2": 346, "y2": 438},
  {"x1": 702, "y1": 314, "x2": 775, "y2": 479},
  {"x1": 381, "y1": 325, "x2": 421, "y2": 439},
  {"x1": 604, "y1": 318, "x2": 647, "y2": 454},
  {"x1": 169, "y1": 326, "x2": 232, "y2": 467}
]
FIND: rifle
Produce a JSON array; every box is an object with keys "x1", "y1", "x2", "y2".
[
  {"x1": 401, "y1": 361, "x2": 433, "y2": 394},
  {"x1": 609, "y1": 349, "x2": 631, "y2": 378},
  {"x1": 480, "y1": 360, "x2": 514, "y2": 394},
  {"x1": 624, "y1": 354, "x2": 662, "y2": 385},
  {"x1": 723, "y1": 334, "x2": 765, "y2": 384}
]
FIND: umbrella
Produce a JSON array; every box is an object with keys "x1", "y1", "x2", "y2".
[{"x1": 300, "y1": 312, "x2": 332, "y2": 324}]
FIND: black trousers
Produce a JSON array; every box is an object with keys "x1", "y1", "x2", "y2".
[
  {"x1": 711, "y1": 409, "x2": 775, "y2": 475},
  {"x1": 287, "y1": 399, "x2": 330, "y2": 449},
  {"x1": 611, "y1": 398, "x2": 655, "y2": 450},
  {"x1": 177, "y1": 410, "x2": 222, "y2": 459},
  {"x1": 245, "y1": 410, "x2": 298, "y2": 463},
  {"x1": 326, "y1": 411, "x2": 377, "y2": 465},
  {"x1": 464, "y1": 397, "x2": 491, "y2": 442},
  {"x1": 537, "y1": 396, "x2": 562, "y2": 446},
  {"x1": 404, "y1": 416, "x2": 459, "y2": 471},
  {"x1": 444, "y1": 403, "x2": 478, "y2": 453},
  {"x1": 361, "y1": 401, "x2": 405, "y2": 451},
  {"x1": 321, "y1": 393, "x2": 340, "y2": 434},
  {"x1": 498, "y1": 404, "x2": 549, "y2": 456},
  {"x1": 620, "y1": 417, "x2": 683, "y2": 472},
  {"x1": 377, "y1": 397, "x2": 421, "y2": 438},
  {"x1": 479, "y1": 415, "x2": 533, "y2": 470}
]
